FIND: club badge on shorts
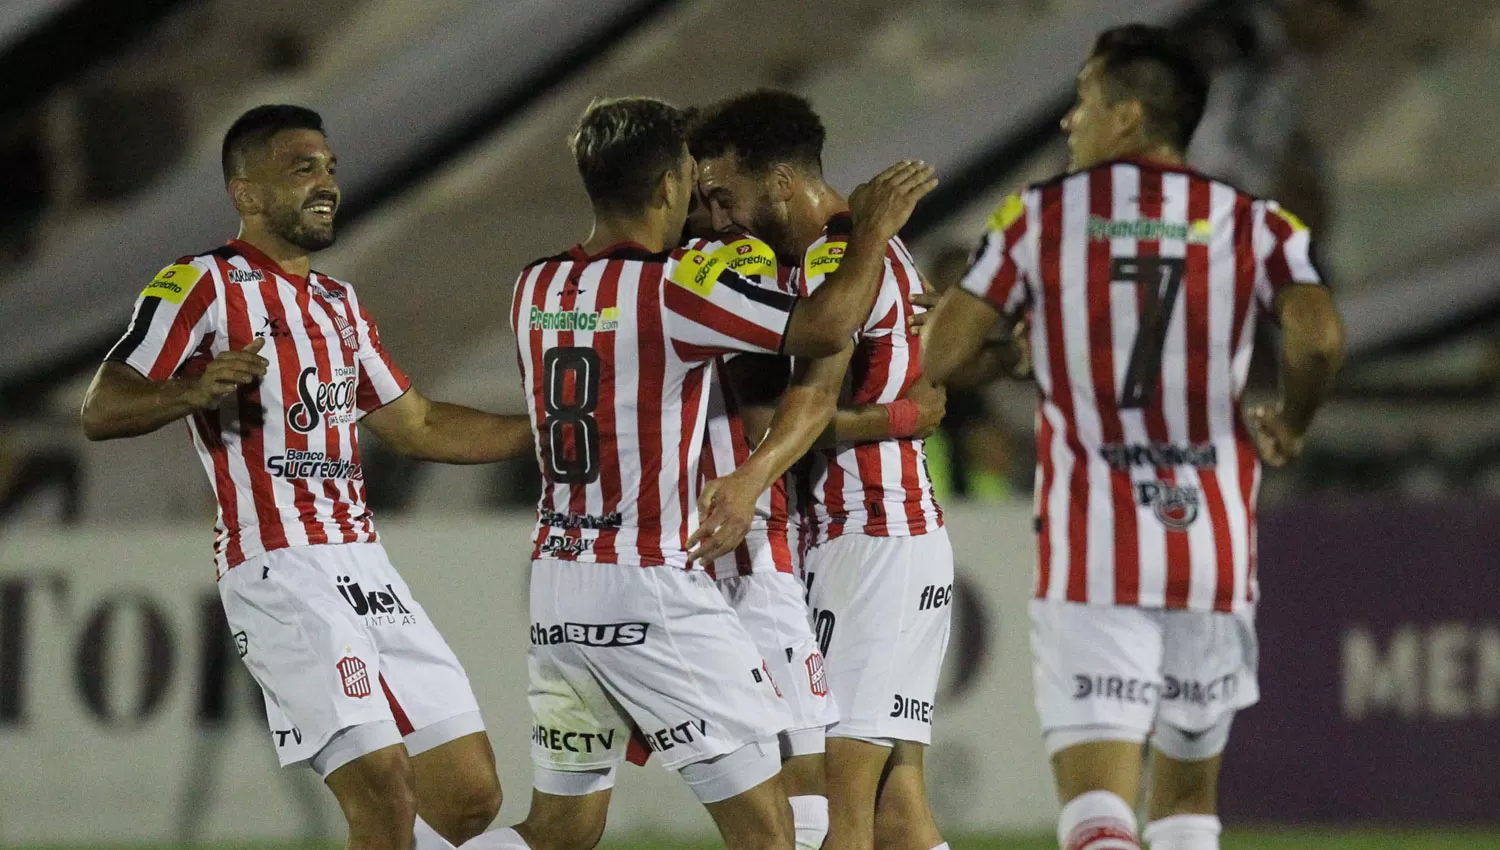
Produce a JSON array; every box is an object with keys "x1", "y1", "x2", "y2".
[
  {"x1": 806, "y1": 653, "x2": 829, "y2": 697},
  {"x1": 337, "y1": 655, "x2": 371, "y2": 698}
]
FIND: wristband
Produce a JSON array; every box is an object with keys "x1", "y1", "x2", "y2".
[{"x1": 884, "y1": 398, "x2": 922, "y2": 439}]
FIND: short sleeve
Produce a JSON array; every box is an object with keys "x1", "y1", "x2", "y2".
[
  {"x1": 663, "y1": 242, "x2": 796, "y2": 362},
  {"x1": 105, "y1": 259, "x2": 218, "y2": 381},
  {"x1": 346, "y1": 289, "x2": 412, "y2": 415},
  {"x1": 798, "y1": 233, "x2": 847, "y2": 298},
  {"x1": 1256, "y1": 201, "x2": 1323, "y2": 310},
  {"x1": 958, "y1": 192, "x2": 1031, "y2": 319}
]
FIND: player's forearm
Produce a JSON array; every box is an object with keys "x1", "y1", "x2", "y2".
[
  {"x1": 80, "y1": 365, "x2": 200, "y2": 441},
  {"x1": 1279, "y1": 312, "x2": 1345, "y2": 434},
  {"x1": 817, "y1": 404, "x2": 892, "y2": 449},
  {"x1": 919, "y1": 288, "x2": 999, "y2": 387},
  {"x1": 942, "y1": 342, "x2": 1015, "y2": 390},
  {"x1": 741, "y1": 384, "x2": 838, "y2": 492},
  {"x1": 398, "y1": 403, "x2": 534, "y2": 464},
  {"x1": 785, "y1": 233, "x2": 887, "y2": 356}
]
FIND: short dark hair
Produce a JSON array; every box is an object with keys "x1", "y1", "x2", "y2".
[
  {"x1": 688, "y1": 89, "x2": 825, "y2": 175},
  {"x1": 1090, "y1": 25, "x2": 1209, "y2": 152},
  {"x1": 222, "y1": 104, "x2": 325, "y2": 182},
  {"x1": 570, "y1": 97, "x2": 689, "y2": 212}
]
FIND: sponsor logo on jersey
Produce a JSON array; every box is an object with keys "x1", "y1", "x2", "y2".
[
  {"x1": 669, "y1": 249, "x2": 726, "y2": 296},
  {"x1": 1073, "y1": 674, "x2": 1160, "y2": 705},
  {"x1": 337, "y1": 655, "x2": 371, "y2": 698},
  {"x1": 310, "y1": 282, "x2": 345, "y2": 300},
  {"x1": 254, "y1": 315, "x2": 293, "y2": 340},
  {"x1": 140, "y1": 263, "x2": 203, "y2": 305},
  {"x1": 529, "y1": 621, "x2": 649, "y2": 648},
  {"x1": 532, "y1": 725, "x2": 617, "y2": 754},
  {"x1": 806, "y1": 653, "x2": 829, "y2": 697},
  {"x1": 287, "y1": 365, "x2": 358, "y2": 434},
  {"x1": 234, "y1": 631, "x2": 248, "y2": 658},
  {"x1": 1163, "y1": 673, "x2": 1240, "y2": 706},
  {"x1": 267, "y1": 449, "x2": 363, "y2": 480},
  {"x1": 273, "y1": 727, "x2": 303, "y2": 746},
  {"x1": 1100, "y1": 442, "x2": 1218, "y2": 470},
  {"x1": 539, "y1": 535, "x2": 594, "y2": 557},
  {"x1": 804, "y1": 241, "x2": 846, "y2": 278},
  {"x1": 1270, "y1": 204, "x2": 1308, "y2": 232},
  {"x1": 528, "y1": 306, "x2": 620, "y2": 332},
  {"x1": 538, "y1": 509, "x2": 623, "y2": 530},
  {"x1": 228, "y1": 267, "x2": 265, "y2": 284},
  {"x1": 336, "y1": 576, "x2": 416, "y2": 628},
  {"x1": 889, "y1": 694, "x2": 934, "y2": 723},
  {"x1": 1087, "y1": 215, "x2": 1213, "y2": 244},
  {"x1": 644, "y1": 718, "x2": 708, "y2": 753},
  {"x1": 918, "y1": 583, "x2": 953, "y2": 611},
  {"x1": 988, "y1": 193, "x2": 1026, "y2": 232},
  {"x1": 714, "y1": 239, "x2": 777, "y2": 279},
  {"x1": 1136, "y1": 481, "x2": 1201, "y2": 531}
]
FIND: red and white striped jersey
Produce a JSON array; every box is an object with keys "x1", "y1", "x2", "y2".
[
  {"x1": 698, "y1": 238, "x2": 800, "y2": 579},
  {"x1": 794, "y1": 213, "x2": 943, "y2": 545},
  {"x1": 511, "y1": 238, "x2": 796, "y2": 570},
  {"x1": 959, "y1": 157, "x2": 1324, "y2": 613},
  {"x1": 106, "y1": 239, "x2": 411, "y2": 577}
]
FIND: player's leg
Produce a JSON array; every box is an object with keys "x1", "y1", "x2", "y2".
[
  {"x1": 692, "y1": 742, "x2": 796, "y2": 850},
  {"x1": 1031, "y1": 600, "x2": 1164, "y2": 850},
  {"x1": 872, "y1": 741, "x2": 945, "y2": 850},
  {"x1": 720, "y1": 570, "x2": 839, "y2": 850},
  {"x1": 810, "y1": 531, "x2": 954, "y2": 850},
  {"x1": 355, "y1": 543, "x2": 503, "y2": 844},
  {"x1": 322, "y1": 740, "x2": 419, "y2": 850},
  {"x1": 1141, "y1": 608, "x2": 1259, "y2": 850}
]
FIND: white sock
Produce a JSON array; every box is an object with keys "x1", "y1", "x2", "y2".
[
  {"x1": 457, "y1": 826, "x2": 532, "y2": 850},
  {"x1": 789, "y1": 795, "x2": 828, "y2": 850},
  {"x1": 1144, "y1": 814, "x2": 1221, "y2": 850},
  {"x1": 413, "y1": 816, "x2": 455, "y2": 850},
  {"x1": 1057, "y1": 790, "x2": 1140, "y2": 850},
  {"x1": 929, "y1": 844, "x2": 952, "y2": 849}
]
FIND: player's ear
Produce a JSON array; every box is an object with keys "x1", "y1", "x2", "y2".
[
  {"x1": 228, "y1": 177, "x2": 259, "y2": 216},
  {"x1": 771, "y1": 163, "x2": 796, "y2": 202},
  {"x1": 1115, "y1": 98, "x2": 1146, "y2": 145}
]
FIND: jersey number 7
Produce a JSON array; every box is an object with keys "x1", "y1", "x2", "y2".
[
  {"x1": 1111, "y1": 257, "x2": 1184, "y2": 409},
  {"x1": 542, "y1": 347, "x2": 602, "y2": 484}
]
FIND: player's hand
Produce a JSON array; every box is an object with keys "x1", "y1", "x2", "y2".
[
  {"x1": 904, "y1": 380, "x2": 947, "y2": 439},
  {"x1": 1009, "y1": 318, "x2": 1033, "y2": 380},
  {"x1": 185, "y1": 339, "x2": 268, "y2": 409},
  {"x1": 907, "y1": 290, "x2": 941, "y2": 336},
  {"x1": 687, "y1": 471, "x2": 762, "y2": 567},
  {"x1": 849, "y1": 160, "x2": 939, "y2": 245},
  {"x1": 1245, "y1": 403, "x2": 1305, "y2": 468}
]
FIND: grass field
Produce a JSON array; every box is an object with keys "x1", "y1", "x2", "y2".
[{"x1": 16, "y1": 833, "x2": 1500, "y2": 850}]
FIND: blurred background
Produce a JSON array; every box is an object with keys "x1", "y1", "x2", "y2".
[{"x1": 0, "y1": 0, "x2": 1497, "y2": 848}]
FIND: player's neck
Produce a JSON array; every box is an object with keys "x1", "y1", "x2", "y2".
[
  {"x1": 582, "y1": 214, "x2": 668, "y2": 255},
  {"x1": 234, "y1": 226, "x2": 312, "y2": 278},
  {"x1": 1115, "y1": 142, "x2": 1187, "y2": 168},
  {"x1": 791, "y1": 179, "x2": 847, "y2": 258}
]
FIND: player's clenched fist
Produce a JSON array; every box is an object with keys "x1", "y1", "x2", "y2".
[
  {"x1": 1245, "y1": 403, "x2": 1305, "y2": 468},
  {"x1": 185, "y1": 339, "x2": 269, "y2": 409},
  {"x1": 848, "y1": 160, "x2": 939, "y2": 244}
]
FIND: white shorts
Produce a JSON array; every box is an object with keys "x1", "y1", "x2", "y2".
[
  {"x1": 528, "y1": 560, "x2": 791, "y2": 773},
  {"x1": 220, "y1": 542, "x2": 484, "y2": 769},
  {"x1": 804, "y1": 529, "x2": 954, "y2": 744},
  {"x1": 718, "y1": 570, "x2": 839, "y2": 754},
  {"x1": 1030, "y1": 600, "x2": 1260, "y2": 752}
]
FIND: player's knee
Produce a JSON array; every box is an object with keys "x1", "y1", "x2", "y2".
[
  {"x1": 329, "y1": 749, "x2": 419, "y2": 846},
  {"x1": 444, "y1": 772, "x2": 503, "y2": 842}
]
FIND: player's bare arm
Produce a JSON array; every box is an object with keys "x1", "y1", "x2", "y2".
[
  {"x1": 780, "y1": 161, "x2": 938, "y2": 357},
  {"x1": 909, "y1": 290, "x2": 1030, "y2": 388},
  {"x1": 359, "y1": 388, "x2": 533, "y2": 464},
  {"x1": 688, "y1": 344, "x2": 852, "y2": 565},
  {"x1": 80, "y1": 339, "x2": 269, "y2": 440},
  {"x1": 814, "y1": 377, "x2": 947, "y2": 448},
  {"x1": 917, "y1": 285, "x2": 1016, "y2": 389},
  {"x1": 1247, "y1": 283, "x2": 1345, "y2": 467}
]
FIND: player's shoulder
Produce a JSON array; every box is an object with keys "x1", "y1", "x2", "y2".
[
  {"x1": 706, "y1": 235, "x2": 778, "y2": 281},
  {"x1": 137, "y1": 246, "x2": 230, "y2": 304}
]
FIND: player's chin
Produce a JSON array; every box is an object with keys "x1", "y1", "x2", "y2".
[{"x1": 294, "y1": 223, "x2": 338, "y2": 251}]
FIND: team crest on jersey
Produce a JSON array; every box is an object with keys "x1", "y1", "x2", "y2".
[
  {"x1": 806, "y1": 653, "x2": 829, "y2": 697},
  {"x1": 332, "y1": 314, "x2": 359, "y2": 351},
  {"x1": 336, "y1": 655, "x2": 371, "y2": 698},
  {"x1": 1135, "y1": 481, "x2": 1201, "y2": 531},
  {"x1": 140, "y1": 263, "x2": 203, "y2": 305},
  {"x1": 669, "y1": 249, "x2": 726, "y2": 296}
]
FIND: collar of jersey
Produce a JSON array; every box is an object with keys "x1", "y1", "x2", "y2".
[
  {"x1": 568, "y1": 241, "x2": 662, "y2": 262},
  {"x1": 821, "y1": 211, "x2": 853, "y2": 239},
  {"x1": 227, "y1": 239, "x2": 311, "y2": 284}
]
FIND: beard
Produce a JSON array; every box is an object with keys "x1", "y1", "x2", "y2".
[
  {"x1": 266, "y1": 201, "x2": 337, "y2": 252},
  {"x1": 746, "y1": 197, "x2": 794, "y2": 264}
]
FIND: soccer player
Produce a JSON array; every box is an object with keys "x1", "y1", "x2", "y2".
[
  {"x1": 689, "y1": 90, "x2": 954, "y2": 850},
  {"x1": 918, "y1": 26, "x2": 1346, "y2": 850},
  {"x1": 474, "y1": 97, "x2": 934, "y2": 850},
  {"x1": 686, "y1": 214, "x2": 947, "y2": 850},
  {"x1": 79, "y1": 105, "x2": 536, "y2": 850}
]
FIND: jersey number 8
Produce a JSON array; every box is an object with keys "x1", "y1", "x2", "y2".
[{"x1": 542, "y1": 347, "x2": 602, "y2": 484}]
